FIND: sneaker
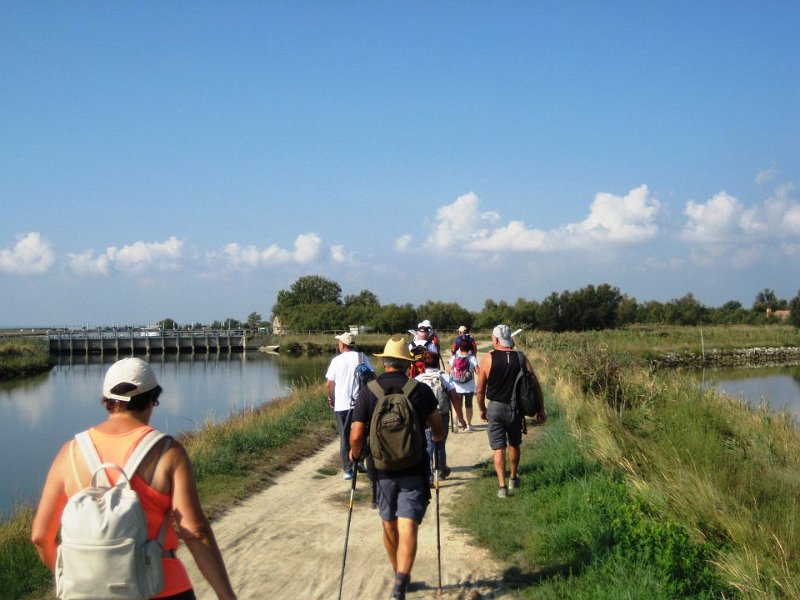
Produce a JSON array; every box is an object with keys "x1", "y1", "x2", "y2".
[
  {"x1": 442, "y1": 466, "x2": 451, "y2": 480},
  {"x1": 497, "y1": 486, "x2": 508, "y2": 498},
  {"x1": 465, "y1": 424, "x2": 473, "y2": 432},
  {"x1": 509, "y1": 476, "x2": 520, "y2": 490},
  {"x1": 343, "y1": 470, "x2": 353, "y2": 481}
]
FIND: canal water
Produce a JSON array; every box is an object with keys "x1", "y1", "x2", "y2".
[
  {"x1": 691, "y1": 364, "x2": 800, "y2": 419},
  {"x1": 1, "y1": 356, "x2": 798, "y2": 517},
  {"x1": 0, "y1": 352, "x2": 330, "y2": 517}
]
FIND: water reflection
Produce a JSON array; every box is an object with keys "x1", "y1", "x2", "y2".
[
  {"x1": 692, "y1": 364, "x2": 800, "y2": 419},
  {"x1": 0, "y1": 352, "x2": 331, "y2": 516}
]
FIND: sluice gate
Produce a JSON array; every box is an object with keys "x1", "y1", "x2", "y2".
[{"x1": 48, "y1": 329, "x2": 248, "y2": 356}]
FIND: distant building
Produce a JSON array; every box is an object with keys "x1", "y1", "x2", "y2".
[
  {"x1": 272, "y1": 316, "x2": 286, "y2": 335},
  {"x1": 766, "y1": 308, "x2": 791, "y2": 321}
]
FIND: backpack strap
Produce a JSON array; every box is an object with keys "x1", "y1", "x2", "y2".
[
  {"x1": 74, "y1": 430, "x2": 108, "y2": 487},
  {"x1": 125, "y1": 431, "x2": 172, "y2": 548},
  {"x1": 401, "y1": 378, "x2": 418, "y2": 397},
  {"x1": 517, "y1": 351, "x2": 528, "y2": 374},
  {"x1": 67, "y1": 440, "x2": 82, "y2": 489},
  {"x1": 123, "y1": 430, "x2": 167, "y2": 479},
  {"x1": 367, "y1": 379, "x2": 385, "y2": 401}
]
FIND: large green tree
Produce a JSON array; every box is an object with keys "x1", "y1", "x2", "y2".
[
  {"x1": 344, "y1": 289, "x2": 380, "y2": 307},
  {"x1": 271, "y1": 275, "x2": 344, "y2": 329}
]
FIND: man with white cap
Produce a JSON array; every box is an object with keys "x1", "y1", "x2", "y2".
[
  {"x1": 475, "y1": 324, "x2": 539, "y2": 498},
  {"x1": 325, "y1": 331, "x2": 373, "y2": 480}
]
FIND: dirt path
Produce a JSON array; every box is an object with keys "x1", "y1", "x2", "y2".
[{"x1": 184, "y1": 418, "x2": 537, "y2": 599}]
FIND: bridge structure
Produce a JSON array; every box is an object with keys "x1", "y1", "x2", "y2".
[{"x1": 47, "y1": 329, "x2": 249, "y2": 356}]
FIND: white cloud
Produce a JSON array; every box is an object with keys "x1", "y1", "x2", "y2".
[
  {"x1": 0, "y1": 232, "x2": 55, "y2": 274},
  {"x1": 68, "y1": 250, "x2": 110, "y2": 275},
  {"x1": 68, "y1": 237, "x2": 185, "y2": 276},
  {"x1": 681, "y1": 184, "x2": 800, "y2": 242},
  {"x1": 469, "y1": 220, "x2": 550, "y2": 252},
  {"x1": 680, "y1": 192, "x2": 743, "y2": 242},
  {"x1": 217, "y1": 233, "x2": 322, "y2": 268},
  {"x1": 567, "y1": 185, "x2": 661, "y2": 244},
  {"x1": 330, "y1": 244, "x2": 354, "y2": 263},
  {"x1": 395, "y1": 234, "x2": 413, "y2": 252},
  {"x1": 428, "y1": 186, "x2": 661, "y2": 254},
  {"x1": 106, "y1": 237, "x2": 184, "y2": 273},
  {"x1": 293, "y1": 233, "x2": 321, "y2": 263},
  {"x1": 426, "y1": 191, "x2": 501, "y2": 250},
  {"x1": 755, "y1": 164, "x2": 778, "y2": 185}
]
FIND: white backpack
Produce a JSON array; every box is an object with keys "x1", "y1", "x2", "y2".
[
  {"x1": 56, "y1": 430, "x2": 171, "y2": 600},
  {"x1": 418, "y1": 371, "x2": 451, "y2": 415}
]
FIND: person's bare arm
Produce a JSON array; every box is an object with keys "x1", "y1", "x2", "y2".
[
  {"x1": 168, "y1": 442, "x2": 237, "y2": 600},
  {"x1": 349, "y1": 421, "x2": 365, "y2": 461},
  {"x1": 427, "y1": 410, "x2": 444, "y2": 442},
  {"x1": 31, "y1": 442, "x2": 70, "y2": 571},
  {"x1": 325, "y1": 380, "x2": 335, "y2": 409},
  {"x1": 475, "y1": 353, "x2": 492, "y2": 421}
]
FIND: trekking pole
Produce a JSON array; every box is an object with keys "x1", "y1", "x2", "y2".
[
  {"x1": 338, "y1": 466, "x2": 358, "y2": 600},
  {"x1": 433, "y1": 441, "x2": 443, "y2": 596}
]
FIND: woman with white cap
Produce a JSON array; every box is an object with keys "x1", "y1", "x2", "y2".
[{"x1": 31, "y1": 357, "x2": 237, "y2": 600}]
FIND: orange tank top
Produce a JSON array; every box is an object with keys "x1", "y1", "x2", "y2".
[{"x1": 86, "y1": 425, "x2": 193, "y2": 597}]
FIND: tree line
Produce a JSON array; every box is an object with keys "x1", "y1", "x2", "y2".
[{"x1": 159, "y1": 275, "x2": 800, "y2": 334}]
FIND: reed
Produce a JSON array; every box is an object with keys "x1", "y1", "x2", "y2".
[
  {"x1": 457, "y1": 328, "x2": 799, "y2": 598},
  {"x1": 0, "y1": 338, "x2": 51, "y2": 381}
]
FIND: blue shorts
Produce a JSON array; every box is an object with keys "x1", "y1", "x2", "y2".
[
  {"x1": 487, "y1": 401, "x2": 522, "y2": 450},
  {"x1": 375, "y1": 474, "x2": 430, "y2": 523}
]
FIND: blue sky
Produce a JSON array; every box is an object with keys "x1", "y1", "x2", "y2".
[{"x1": 1, "y1": 2, "x2": 798, "y2": 327}]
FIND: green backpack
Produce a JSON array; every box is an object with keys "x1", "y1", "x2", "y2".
[{"x1": 367, "y1": 379, "x2": 425, "y2": 471}]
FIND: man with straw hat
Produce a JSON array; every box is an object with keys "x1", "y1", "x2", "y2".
[{"x1": 350, "y1": 335, "x2": 445, "y2": 600}]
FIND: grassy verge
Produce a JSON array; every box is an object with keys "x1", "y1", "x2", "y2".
[
  {"x1": 3, "y1": 382, "x2": 336, "y2": 599},
  {"x1": 0, "y1": 338, "x2": 51, "y2": 381},
  {"x1": 457, "y1": 329, "x2": 799, "y2": 598}
]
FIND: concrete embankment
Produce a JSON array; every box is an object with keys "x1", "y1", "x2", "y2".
[{"x1": 653, "y1": 346, "x2": 800, "y2": 368}]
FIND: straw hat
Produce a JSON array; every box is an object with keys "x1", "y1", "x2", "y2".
[{"x1": 374, "y1": 335, "x2": 412, "y2": 361}]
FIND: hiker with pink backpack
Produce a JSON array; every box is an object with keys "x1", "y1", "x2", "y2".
[{"x1": 447, "y1": 338, "x2": 481, "y2": 431}]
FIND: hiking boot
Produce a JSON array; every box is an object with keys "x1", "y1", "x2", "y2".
[
  {"x1": 509, "y1": 476, "x2": 520, "y2": 490},
  {"x1": 497, "y1": 486, "x2": 509, "y2": 498},
  {"x1": 343, "y1": 470, "x2": 353, "y2": 481}
]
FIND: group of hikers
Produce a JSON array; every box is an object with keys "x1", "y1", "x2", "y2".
[
  {"x1": 29, "y1": 321, "x2": 544, "y2": 600},
  {"x1": 326, "y1": 321, "x2": 545, "y2": 599}
]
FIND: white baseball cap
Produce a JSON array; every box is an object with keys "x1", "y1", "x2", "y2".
[
  {"x1": 103, "y1": 357, "x2": 159, "y2": 401},
  {"x1": 335, "y1": 331, "x2": 357, "y2": 346}
]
